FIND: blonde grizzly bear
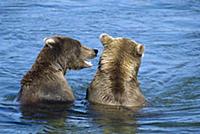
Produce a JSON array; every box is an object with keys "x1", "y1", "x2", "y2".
[
  {"x1": 87, "y1": 33, "x2": 146, "y2": 107},
  {"x1": 18, "y1": 36, "x2": 98, "y2": 105}
]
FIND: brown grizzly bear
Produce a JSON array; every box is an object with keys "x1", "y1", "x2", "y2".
[
  {"x1": 87, "y1": 33, "x2": 146, "y2": 107},
  {"x1": 18, "y1": 36, "x2": 98, "y2": 105}
]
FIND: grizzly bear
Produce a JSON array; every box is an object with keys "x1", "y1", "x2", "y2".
[
  {"x1": 87, "y1": 33, "x2": 146, "y2": 107},
  {"x1": 18, "y1": 36, "x2": 98, "y2": 105}
]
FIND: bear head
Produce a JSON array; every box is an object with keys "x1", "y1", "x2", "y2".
[
  {"x1": 38, "y1": 36, "x2": 98, "y2": 72},
  {"x1": 99, "y1": 33, "x2": 144, "y2": 78}
]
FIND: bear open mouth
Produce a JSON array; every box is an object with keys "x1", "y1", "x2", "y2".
[{"x1": 84, "y1": 60, "x2": 93, "y2": 67}]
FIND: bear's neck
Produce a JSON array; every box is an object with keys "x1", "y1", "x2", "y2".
[
  {"x1": 99, "y1": 56, "x2": 140, "y2": 94},
  {"x1": 52, "y1": 62, "x2": 66, "y2": 74},
  {"x1": 35, "y1": 58, "x2": 67, "y2": 75},
  {"x1": 35, "y1": 46, "x2": 68, "y2": 75},
  {"x1": 100, "y1": 61, "x2": 139, "y2": 80}
]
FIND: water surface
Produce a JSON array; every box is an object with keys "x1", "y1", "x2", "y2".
[{"x1": 0, "y1": 0, "x2": 200, "y2": 133}]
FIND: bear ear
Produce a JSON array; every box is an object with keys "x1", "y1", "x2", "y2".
[
  {"x1": 136, "y1": 44, "x2": 144, "y2": 57},
  {"x1": 99, "y1": 33, "x2": 113, "y2": 46},
  {"x1": 43, "y1": 37, "x2": 56, "y2": 48}
]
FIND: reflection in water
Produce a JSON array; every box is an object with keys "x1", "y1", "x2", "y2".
[
  {"x1": 0, "y1": 0, "x2": 200, "y2": 133},
  {"x1": 20, "y1": 103, "x2": 71, "y2": 133},
  {"x1": 87, "y1": 104, "x2": 142, "y2": 134}
]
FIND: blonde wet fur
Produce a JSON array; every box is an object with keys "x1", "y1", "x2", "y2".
[{"x1": 87, "y1": 33, "x2": 146, "y2": 107}]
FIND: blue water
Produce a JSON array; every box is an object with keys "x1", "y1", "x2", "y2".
[{"x1": 0, "y1": 0, "x2": 200, "y2": 133}]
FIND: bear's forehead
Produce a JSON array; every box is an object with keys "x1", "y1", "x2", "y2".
[
  {"x1": 53, "y1": 36, "x2": 80, "y2": 45},
  {"x1": 50, "y1": 36, "x2": 76, "y2": 42}
]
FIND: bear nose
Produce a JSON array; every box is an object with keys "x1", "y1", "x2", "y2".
[{"x1": 94, "y1": 49, "x2": 98, "y2": 55}]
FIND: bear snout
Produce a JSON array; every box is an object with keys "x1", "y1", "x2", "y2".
[{"x1": 94, "y1": 49, "x2": 98, "y2": 56}]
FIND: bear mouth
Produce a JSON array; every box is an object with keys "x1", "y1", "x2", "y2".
[{"x1": 84, "y1": 60, "x2": 93, "y2": 67}]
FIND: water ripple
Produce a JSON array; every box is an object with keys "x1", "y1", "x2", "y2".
[{"x1": 0, "y1": 0, "x2": 200, "y2": 133}]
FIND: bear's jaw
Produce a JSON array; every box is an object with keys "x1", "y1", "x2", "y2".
[{"x1": 84, "y1": 60, "x2": 93, "y2": 67}]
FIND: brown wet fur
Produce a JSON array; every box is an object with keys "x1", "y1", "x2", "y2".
[
  {"x1": 87, "y1": 34, "x2": 146, "y2": 107},
  {"x1": 18, "y1": 36, "x2": 97, "y2": 105}
]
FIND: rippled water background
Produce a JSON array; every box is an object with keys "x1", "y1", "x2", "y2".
[{"x1": 0, "y1": 0, "x2": 200, "y2": 133}]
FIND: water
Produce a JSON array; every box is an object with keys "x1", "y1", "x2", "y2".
[{"x1": 0, "y1": 0, "x2": 200, "y2": 133}]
